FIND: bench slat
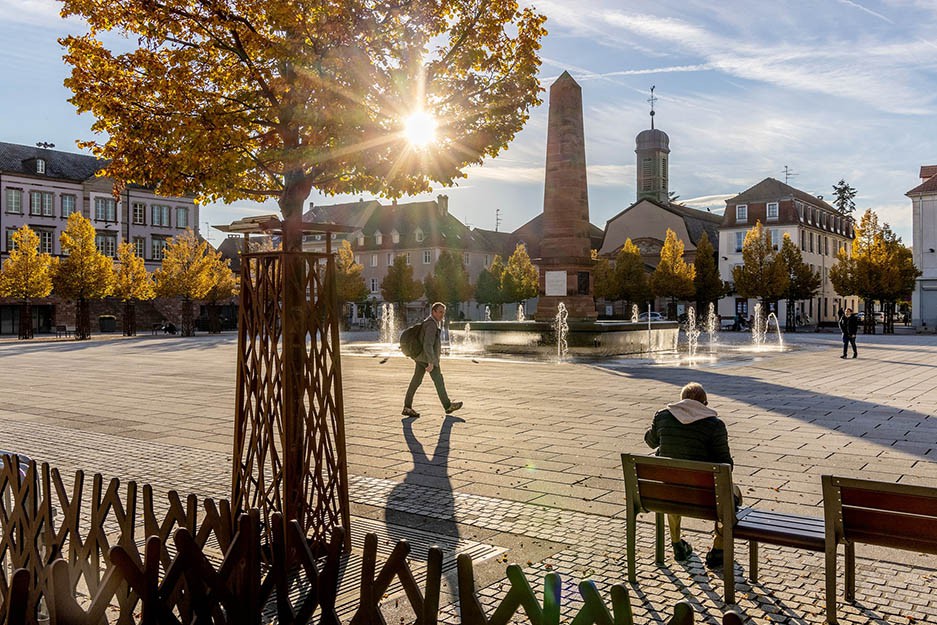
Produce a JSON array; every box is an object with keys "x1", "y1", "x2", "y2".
[
  {"x1": 638, "y1": 498, "x2": 719, "y2": 521},
  {"x1": 735, "y1": 509, "x2": 824, "y2": 551},
  {"x1": 638, "y1": 481, "x2": 718, "y2": 510},
  {"x1": 635, "y1": 464, "x2": 716, "y2": 488},
  {"x1": 842, "y1": 507, "x2": 937, "y2": 552},
  {"x1": 841, "y1": 487, "x2": 937, "y2": 517}
]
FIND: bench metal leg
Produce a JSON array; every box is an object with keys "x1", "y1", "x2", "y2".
[
  {"x1": 825, "y1": 543, "x2": 837, "y2": 624},
  {"x1": 654, "y1": 513, "x2": 664, "y2": 565},
  {"x1": 844, "y1": 543, "x2": 855, "y2": 602},
  {"x1": 724, "y1": 530, "x2": 735, "y2": 604},
  {"x1": 626, "y1": 509, "x2": 637, "y2": 584},
  {"x1": 748, "y1": 540, "x2": 758, "y2": 581}
]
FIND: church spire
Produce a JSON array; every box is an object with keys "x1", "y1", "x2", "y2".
[{"x1": 648, "y1": 85, "x2": 657, "y2": 130}]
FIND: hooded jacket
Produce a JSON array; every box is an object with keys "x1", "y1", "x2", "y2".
[{"x1": 644, "y1": 398, "x2": 733, "y2": 467}]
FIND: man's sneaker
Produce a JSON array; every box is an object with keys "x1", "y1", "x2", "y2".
[
  {"x1": 445, "y1": 401, "x2": 463, "y2": 414},
  {"x1": 705, "y1": 548, "x2": 724, "y2": 569},
  {"x1": 672, "y1": 539, "x2": 693, "y2": 562},
  {"x1": 401, "y1": 407, "x2": 420, "y2": 418}
]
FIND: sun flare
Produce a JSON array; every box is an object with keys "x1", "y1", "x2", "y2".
[{"x1": 403, "y1": 110, "x2": 438, "y2": 148}]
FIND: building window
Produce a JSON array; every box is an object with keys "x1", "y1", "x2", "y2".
[
  {"x1": 371, "y1": 254, "x2": 377, "y2": 267},
  {"x1": 357, "y1": 234, "x2": 365, "y2": 246},
  {"x1": 485, "y1": 255, "x2": 490, "y2": 266},
  {"x1": 809, "y1": 232, "x2": 814, "y2": 253},
  {"x1": 392, "y1": 230, "x2": 400, "y2": 244},
  {"x1": 38, "y1": 230, "x2": 53, "y2": 254},
  {"x1": 370, "y1": 278, "x2": 378, "y2": 293},
  {"x1": 735, "y1": 231, "x2": 744, "y2": 252},
  {"x1": 387, "y1": 252, "x2": 393, "y2": 265},
  {"x1": 770, "y1": 229, "x2": 780, "y2": 250},
  {"x1": 175, "y1": 207, "x2": 189, "y2": 229},
  {"x1": 824, "y1": 236, "x2": 829, "y2": 255},
  {"x1": 95, "y1": 233, "x2": 117, "y2": 257},
  {"x1": 736, "y1": 204, "x2": 747, "y2": 222},
  {"x1": 766, "y1": 202, "x2": 779, "y2": 221},
  {"x1": 800, "y1": 230, "x2": 806, "y2": 251},
  {"x1": 30, "y1": 191, "x2": 53, "y2": 216},
  {"x1": 36, "y1": 159, "x2": 45, "y2": 175},
  {"x1": 152, "y1": 237, "x2": 168, "y2": 260},
  {"x1": 405, "y1": 252, "x2": 411, "y2": 265},
  {"x1": 463, "y1": 252, "x2": 470, "y2": 265},
  {"x1": 5, "y1": 229, "x2": 16, "y2": 252},
  {"x1": 152, "y1": 204, "x2": 170, "y2": 227},
  {"x1": 6, "y1": 188, "x2": 23, "y2": 214},
  {"x1": 415, "y1": 229, "x2": 424, "y2": 243},
  {"x1": 94, "y1": 197, "x2": 117, "y2": 222},
  {"x1": 133, "y1": 237, "x2": 145, "y2": 258},
  {"x1": 423, "y1": 250, "x2": 432, "y2": 264},
  {"x1": 132, "y1": 203, "x2": 146, "y2": 225},
  {"x1": 374, "y1": 231, "x2": 383, "y2": 245},
  {"x1": 61, "y1": 194, "x2": 77, "y2": 218},
  {"x1": 641, "y1": 158, "x2": 653, "y2": 191},
  {"x1": 354, "y1": 255, "x2": 361, "y2": 265}
]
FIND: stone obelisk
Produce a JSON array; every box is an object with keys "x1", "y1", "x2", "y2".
[{"x1": 534, "y1": 71, "x2": 597, "y2": 321}]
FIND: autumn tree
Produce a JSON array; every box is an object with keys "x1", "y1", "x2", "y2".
[
  {"x1": 832, "y1": 180, "x2": 857, "y2": 215},
  {"x1": 502, "y1": 244, "x2": 539, "y2": 306},
  {"x1": 778, "y1": 234, "x2": 820, "y2": 332},
  {"x1": 616, "y1": 239, "x2": 651, "y2": 314},
  {"x1": 831, "y1": 210, "x2": 919, "y2": 335},
  {"x1": 0, "y1": 226, "x2": 54, "y2": 339},
  {"x1": 474, "y1": 255, "x2": 505, "y2": 319},
  {"x1": 113, "y1": 242, "x2": 155, "y2": 336},
  {"x1": 335, "y1": 240, "x2": 368, "y2": 327},
  {"x1": 53, "y1": 213, "x2": 115, "y2": 340},
  {"x1": 692, "y1": 232, "x2": 725, "y2": 315},
  {"x1": 154, "y1": 230, "x2": 215, "y2": 337},
  {"x1": 424, "y1": 250, "x2": 473, "y2": 316},
  {"x1": 203, "y1": 256, "x2": 239, "y2": 334},
  {"x1": 381, "y1": 256, "x2": 423, "y2": 318},
  {"x1": 591, "y1": 250, "x2": 617, "y2": 305},
  {"x1": 650, "y1": 229, "x2": 695, "y2": 319},
  {"x1": 732, "y1": 221, "x2": 788, "y2": 314}
]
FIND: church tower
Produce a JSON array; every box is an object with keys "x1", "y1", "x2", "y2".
[{"x1": 635, "y1": 86, "x2": 670, "y2": 203}]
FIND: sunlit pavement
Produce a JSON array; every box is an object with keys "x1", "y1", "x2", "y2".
[{"x1": 0, "y1": 329, "x2": 934, "y2": 623}]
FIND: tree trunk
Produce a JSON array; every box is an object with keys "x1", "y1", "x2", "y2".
[
  {"x1": 208, "y1": 303, "x2": 221, "y2": 334},
  {"x1": 18, "y1": 301, "x2": 32, "y2": 340},
  {"x1": 863, "y1": 299, "x2": 875, "y2": 335},
  {"x1": 75, "y1": 297, "x2": 91, "y2": 340},
  {"x1": 123, "y1": 301, "x2": 136, "y2": 336},
  {"x1": 785, "y1": 298, "x2": 796, "y2": 332},
  {"x1": 181, "y1": 297, "x2": 194, "y2": 337}
]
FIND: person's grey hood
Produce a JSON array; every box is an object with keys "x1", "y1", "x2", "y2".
[{"x1": 666, "y1": 398, "x2": 718, "y2": 424}]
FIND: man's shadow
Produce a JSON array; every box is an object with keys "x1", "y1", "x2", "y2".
[{"x1": 385, "y1": 414, "x2": 463, "y2": 603}]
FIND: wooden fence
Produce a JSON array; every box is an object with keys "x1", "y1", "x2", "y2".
[{"x1": 0, "y1": 455, "x2": 742, "y2": 625}]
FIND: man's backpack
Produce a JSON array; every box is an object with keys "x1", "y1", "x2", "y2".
[{"x1": 399, "y1": 323, "x2": 423, "y2": 359}]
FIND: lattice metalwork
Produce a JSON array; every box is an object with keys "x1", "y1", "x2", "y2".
[{"x1": 231, "y1": 251, "x2": 350, "y2": 552}]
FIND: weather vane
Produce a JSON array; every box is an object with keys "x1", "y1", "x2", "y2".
[{"x1": 648, "y1": 86, "x2": 657, "y2": 129}]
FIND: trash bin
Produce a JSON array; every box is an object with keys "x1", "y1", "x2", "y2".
[{"x1": 98, "y1": 315, "x2": 116, "y2": 333}]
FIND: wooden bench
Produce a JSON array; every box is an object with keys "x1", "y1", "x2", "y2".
[
  {"x1": 822, "y1": 475, "x2": 937, "y2": 624},
  {"x1": 622, "y1": 454, "x2": 824, "y2": 605}
]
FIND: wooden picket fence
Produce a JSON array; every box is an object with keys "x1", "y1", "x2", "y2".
[{"x1": 0, "y1": 455, "x2": 743, "y2": 625}]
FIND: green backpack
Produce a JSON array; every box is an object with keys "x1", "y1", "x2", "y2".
[{"x1": 399, "y1": 323, "x2": 423, "y2": 359}]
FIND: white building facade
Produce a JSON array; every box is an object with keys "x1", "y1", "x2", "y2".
[{"x1": 908, "y1": 165, "x2": 937, "y2": 328}]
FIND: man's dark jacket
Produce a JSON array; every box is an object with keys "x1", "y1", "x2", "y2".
[{"x1": 644, "y1": 399, "x2": 733, "y2": 467}]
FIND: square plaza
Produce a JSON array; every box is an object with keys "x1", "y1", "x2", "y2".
[{"x1": 0, "y1": 332, "x2": 934, "y2": 623}]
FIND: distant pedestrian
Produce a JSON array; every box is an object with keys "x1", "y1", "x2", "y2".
[
  {"x1": 644, "y1": 382, "x2": 738, "y2": 569},
  {"x1": 402, "y1": 302, "x2": 463, "y2": 418},
  {"x1": 839, "y1": 308, "x2": 858, "y2": 359}
]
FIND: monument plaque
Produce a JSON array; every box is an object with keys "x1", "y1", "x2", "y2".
[{"x1": 545, "y1": 271, "x2": 567, "y2": 296}]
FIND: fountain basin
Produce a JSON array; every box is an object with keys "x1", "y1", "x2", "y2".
[{"x1": 448, "y1": 320, "x2": 679, "y2": 356}]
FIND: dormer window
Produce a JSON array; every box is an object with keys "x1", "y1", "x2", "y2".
[
  {"x1": 355, "y1": 231, "x2": 364, "y2": 246},
  {"x1": 36, "y1": 159, "x2": 45, "y2": 175},
  {"x1": 374, "y1": 230, "x2": 383, "y2": 245},
  {"x1": 415, "y1": 228, "x2": 424, "y2": 243},
  {"x1": 391, "y1": 229, "x2": 400, "y2": 244},
  {"x1": 736, "y1": 204, "x2": 747, "y2": 223},
  {"x1": 766, "y1": 202, "x2": 778, "y2": 221}
]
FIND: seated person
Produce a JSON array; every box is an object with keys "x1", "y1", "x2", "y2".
[{"x1": 644, "y1": 382, "x2": 737, "y2": 569}]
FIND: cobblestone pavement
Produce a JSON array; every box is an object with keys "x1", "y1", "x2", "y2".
[{"x1": 0, "y1": 330, "x2": 934, "y2": 623}]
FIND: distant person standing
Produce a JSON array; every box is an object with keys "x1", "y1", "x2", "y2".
[
  {"x1": 839, "y1": 308, "x2": 858, "y2": 359},
  {"x1": 402, "y1": 302, "x2": 463, "y2": 418}
]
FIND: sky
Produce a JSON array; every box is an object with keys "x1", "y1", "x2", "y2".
[{"x1": 2, "y1": 0, "x2": 936, "y2": 245}]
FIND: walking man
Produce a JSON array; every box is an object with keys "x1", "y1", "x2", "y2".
[
  {"x1": 839, "y1": 308, "x2": 858, "y2": 359},
  {"x1": 402, "y1": 302, "x2": 463, "y2": 418}
]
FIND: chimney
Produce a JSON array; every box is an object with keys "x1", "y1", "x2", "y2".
[{"x1": 437, "y1": 194, "x2": 449, "y2": 216}]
